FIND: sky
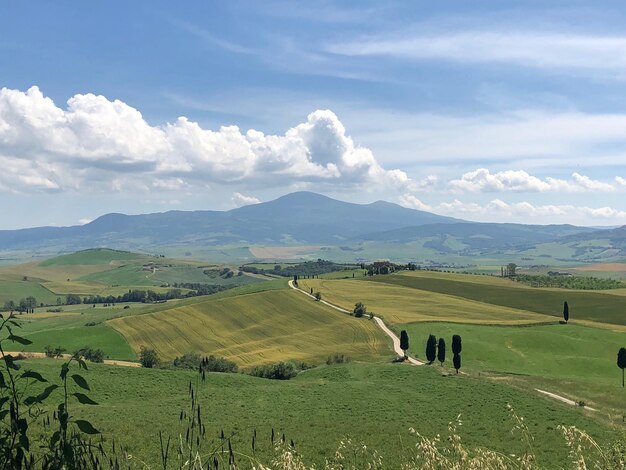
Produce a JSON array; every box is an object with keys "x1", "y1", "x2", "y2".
[{"x1": 2, "y1": 0, "x2": 626, "y2": 229}]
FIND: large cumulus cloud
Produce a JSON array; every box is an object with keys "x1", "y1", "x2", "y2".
[{"x1": 0, "y1": 86, "x2": 411, "y2": 193}]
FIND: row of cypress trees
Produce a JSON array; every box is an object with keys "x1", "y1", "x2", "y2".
[
  {"x1": 399, "y1": 331, "x2": 463, "y2": 374},
  {"x1": 425, "y1": 334, "x2": 462, "y2": 373}
]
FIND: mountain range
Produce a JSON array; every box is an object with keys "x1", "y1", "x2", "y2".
[{"x1": 0, "y1": 192, "x2": 623, "y2": 263}]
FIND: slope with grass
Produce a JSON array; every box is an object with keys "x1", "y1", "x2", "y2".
[
  {"x1": 110, "y1": 288, "x2": 389, "y2": 366},
  {"x1": 13, "y1": 304, "x2": 146, "y2": 360},
  {"x1": 297, "y1": 278, "x2": 552, "y2": 325},
  {"x1": 21, "y1": 360, "x2": 619, "y2": 469},
  {"x1": 399, "y1": 322, "x2": 626, "y2": 418},
  {"x1": 368, "y1": 271, "x2": 626, "y2": 326}
]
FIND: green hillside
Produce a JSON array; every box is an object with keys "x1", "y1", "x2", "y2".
[
  {"x1": 39, "y1": 248, "x2": 143, "y2": 266},
  {"x1": 21, "y1": 360, "x2": 617, "y2": 469}
]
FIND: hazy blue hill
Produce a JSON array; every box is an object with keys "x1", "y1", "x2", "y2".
[
  {"x1": 0, "y1": 192, "x2": 460, "y2": 251},
  {"x1": 1, "y1": 191, "x2": 621, "y2": 262},
  {"x1": 358, "y1": 222, "x2": 599, "y2": 251}
]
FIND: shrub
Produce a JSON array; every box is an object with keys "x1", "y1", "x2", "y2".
[
  {"x1": 326, "y1": 353, "x2": 350, "y2": 365},
  {"x1": 139, "y1": 346, "x2": 159, "y2": 368},
  {"x1": 353, "y1": 302, "x2": 367, "y2": 317},
  {"x1": 172, "y1": 352, "x2": 202, "y2": 369},
  {"x1": 82, "y1": 347, "x2": 104, "y2": 363},
  {"x1": 201, "y1": 355, "x2": 238, "y2": 373},
  {"x1": 44, "y1": 345, "x2": 66, "y2": 358},
  {"x1": 248, "y1": 361, "x2": 298, "y2": 380}
]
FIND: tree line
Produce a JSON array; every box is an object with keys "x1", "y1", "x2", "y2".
[{"x1": 1, "y1": 284, "x2": 238, "y2": 313}]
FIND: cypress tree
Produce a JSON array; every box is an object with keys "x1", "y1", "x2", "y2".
[
  {"x1": 426, "y1": 334, "x2": 437, "y2": 364},
  {"x1": 399, "y1": 330, "x2": 409, "y2": 358},
  {"x1": 563, "y1": 301, "x2": 569, "y2": 323},
  {"x1": 437, "y1": 337, "x2": 446, "y2": 366},
  {"x1": 618, "y1": 347, "x2": 626, "y2": 388},
  {"x1": 452, "y1": 335, "x2": 462, "y2": 355}
]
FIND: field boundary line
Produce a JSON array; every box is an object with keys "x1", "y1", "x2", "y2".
[{"x1": 288, "y1": 280, "x2": 424, "y2": 365}]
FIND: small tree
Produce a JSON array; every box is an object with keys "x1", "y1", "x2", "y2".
[
  {"x1": 506, "y1": 263, "x2": 517, "y2": 277},
  {"x1": 426, "y1": 334, "x2": 437, "y2": 364},
  {"x1": 437, "y1": 337, "x2": 446, "y2": 366},
  {"x1": 563, "y1": 301, "x2": 569, "y2": 323},
  {"x1": 139, "y1": 346, "x2": 159, "y2": 368},
  {"x1": 618, "y1": 347, "x2": 626, "y2": 388},
  {"x1": 399, "y1": 330, "x2": 409, "y2": 358},
  {"x1": 353, "y1": 302, "x2": 367, "y2": 318},
  {"x1": 314, "y1": 292, "x2": 322, "y2": 301},
  {"x1": 453, "y1": 353, "x2": 461, "y2": 374}
]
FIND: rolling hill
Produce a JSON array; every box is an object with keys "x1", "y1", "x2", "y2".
[
  {"x1": 0, "y1": 192, "x2": 460, "y2": 252},
  {"x1": 0, "y1": 191, "x2": 622, "y2": 263}
]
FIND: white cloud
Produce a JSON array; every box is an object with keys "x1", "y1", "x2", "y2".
[
  {"x1": 0, "y1": 86, "x2": 411, "y2": 194},
  {"x1": 448, "y1": 169, "x2": 615, "y2": 193},
  {"x1": 328, "y1": 31, "x2": 626, "y2": 72},
  {"x1": 78, "y1": 218, "x2": 93, "y2": 225},
  {"x1": 399, "y1": 194, "x2": 626, "y2": 224},
  {"x1": 232, "y1": 192, "x2": 260, "y2": 207},
  {"x1": 615, "y1": 176, "x2": 626, "y2": 187}
]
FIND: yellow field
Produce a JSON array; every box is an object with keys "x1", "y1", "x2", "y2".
[
  {"x1": 298, "y1": 278, "x2": 552, "y2": 325},
  {"x1": 109, "y1": 288, "x2": 389, "y2": 366}
]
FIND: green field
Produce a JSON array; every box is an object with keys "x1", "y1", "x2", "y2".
[
  {"x1": 11, "y1": 304, "x2": 146, "y2": 360},
  {"x1": 399, "y1": 322, "x2": 626, "y2": 416},
  {"x1": 17, "y1": 360, "x2": 618, "y2": 469},
  {"x1": 110, "y1": 288, "x2": 389, "y2": 366},
  {"x1": 39, "y1": 248, "x2": 143, "y2": 266},
  {"x1": 0, "y1": 279, "x2": 60, "y2": 305},
  {"x1": 368, "y1": 271, "x2": 626, "y2": 326}
]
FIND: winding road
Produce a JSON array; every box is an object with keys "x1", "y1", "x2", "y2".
[{"x1": 288, "y1": 280, "x2": 424, "y2": 365}]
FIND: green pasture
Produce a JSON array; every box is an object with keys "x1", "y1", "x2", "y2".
[
  {"x1": 15, "y1": 360, "x2": 618, "y2": 469},
  {"x1": 398, "y1": 322, "x2": 626, "y2": 415},
  {"x1": 39, "y1": 248, "x2": 144, "y2": 266},
  {"x1": 0, "y1": 279, "x2": 59, "y2": 305}
]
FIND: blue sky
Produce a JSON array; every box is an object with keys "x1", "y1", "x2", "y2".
[{"x1": 1, "y1": 0, "x2": 626, "y2": 228}]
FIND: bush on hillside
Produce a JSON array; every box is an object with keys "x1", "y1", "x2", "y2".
[
  {"x1": 353, "y1": 302, "x2": 367, "y2": 317},
  {"x1": 82, "y1": 347, "x2": 104, "y2": 363},
  {"x1": 326, "y1": 353, "x2": 350, "y2": 365},
  {"x1": 139, "y1": 346, "x2": 159, "y2": 368},
  {"x1": 248, "y1": 361, "x2": 298, "y2": 380},
  {"x1": 44, "y1": 345, "x2": 66, "y2": 358},
  {"x1": 171, "y1": 352, "x2": 202, "y2": 369}
]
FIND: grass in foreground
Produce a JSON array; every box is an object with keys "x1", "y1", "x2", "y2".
[
  {"x1": 20, "y1": 360, "x2": 620, "y2": 469},
  {"x1": 110, "y1": 288, "x2": 389, "y2": 366}
]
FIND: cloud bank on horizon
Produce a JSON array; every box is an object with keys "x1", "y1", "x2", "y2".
[
  {"x1": 0, "y1": 86, "x2": 409, "y2": 194},
  {"x1": 1, "y1": 85, "x2": 625, "y2": 227}
]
